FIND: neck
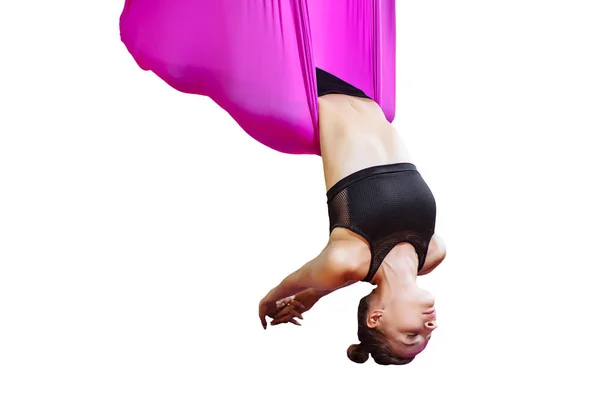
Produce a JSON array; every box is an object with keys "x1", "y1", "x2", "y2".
[{"x1": 371, "y1": 244, "x2": 419, "y2": 295}]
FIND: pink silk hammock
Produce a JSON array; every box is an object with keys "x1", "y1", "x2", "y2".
[{"x1": 120, "y1": 0, "x2": 397, "y2": 155}]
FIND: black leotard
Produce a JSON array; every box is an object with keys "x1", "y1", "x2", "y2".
[{"x1": 316, "y1": 69, "x2": 437, "y2": 282}]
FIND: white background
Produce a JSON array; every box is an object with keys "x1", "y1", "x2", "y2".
[{"x1": 1, "y1": 1, "x2": 599, "y2": 399}]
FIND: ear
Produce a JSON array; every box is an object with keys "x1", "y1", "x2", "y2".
[{"x1": 366, "y1": 309, "x2": 383, "y2": 329}]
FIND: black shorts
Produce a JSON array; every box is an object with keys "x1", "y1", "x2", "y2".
[{"x1": 316, "y1": 67, "x2": 371, "y2": 100}]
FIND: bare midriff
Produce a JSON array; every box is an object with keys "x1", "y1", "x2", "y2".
[{"x1": 318, "y1": 94, "x2": 413, "y2": 191}]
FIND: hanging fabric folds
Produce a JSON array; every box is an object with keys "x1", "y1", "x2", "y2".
[{"x1": 120, "y1": 0, "x2": 396, "y2": 155}]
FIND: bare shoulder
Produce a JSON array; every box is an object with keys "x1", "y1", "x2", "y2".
[
  {"x1": 418, "y1": 234, "x2": 447, "y2": 276},
  {"x1": 323, "y1": 228, "x2": 372, "y2": 281}
]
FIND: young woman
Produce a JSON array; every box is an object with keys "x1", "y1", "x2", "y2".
[
  {"x1": 258, "y1": 69, "x2": 447, "y2": 366},
  {"x1": 121, "y1": 0, "x2": 443, "y2": 367}
]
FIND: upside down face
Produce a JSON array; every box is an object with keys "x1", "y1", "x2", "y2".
[{"x1": 368, "y1": 287, "x2": 437, "y2": 358}]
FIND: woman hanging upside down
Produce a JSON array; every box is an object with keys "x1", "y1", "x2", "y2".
[
  {"x1": 120, "y1": 0, "x2": 442, "y2": 367},
  {"x1": 258, "y1": 68, "x2": 447, "y2": 366}
]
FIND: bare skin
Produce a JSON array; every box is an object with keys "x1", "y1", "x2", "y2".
[
  {"x1": 259, "y1": 94, "x2": 446, "y2": 358},
  {"x1": 318, "y1": 94, "x2": 413, "y2": 190},
  {"x1": 270, "y1": 235, "x2": 445, "y2": 326}
]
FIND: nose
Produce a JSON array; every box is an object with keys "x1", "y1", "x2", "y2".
[{"x1": 424, "y1": 320, "x2": 437, "y2": 330}]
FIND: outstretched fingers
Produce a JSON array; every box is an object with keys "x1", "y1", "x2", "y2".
[
  {"x1": 274, "y1": 307, "x2": 303, "y2": 321},
  {"x1": 275, "y1": 300, "x2": 305, "y2": 317},
  {"x1": 271, "y1": 302, "x2": 305, "y2": 326},
  {"x1": 271, "y1": 315, "x2": 301, "y2": 326}
]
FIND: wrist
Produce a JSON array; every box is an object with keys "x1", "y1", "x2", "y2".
[
  {"x1": 262, "y1": 288, "x2": 277, "y2": 303},
  {"x1": 263, "y1": 285, "x2": 288, "y2": 303},
  {"x1": 311, "y1": 288, "x2": 331, "y2": 298}
]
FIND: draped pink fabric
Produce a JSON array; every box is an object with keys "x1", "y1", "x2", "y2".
[{"x1": 120, "y1": 0, "x2": 396, "y2": 155}]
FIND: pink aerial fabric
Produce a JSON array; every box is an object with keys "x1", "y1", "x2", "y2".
[{"x1": 120, "y1": 0, "x2": 396, "y2": 155}]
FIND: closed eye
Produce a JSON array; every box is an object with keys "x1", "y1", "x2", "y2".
[{"x1": 404, "y1": 333, "x2": 419, "y2": 345}]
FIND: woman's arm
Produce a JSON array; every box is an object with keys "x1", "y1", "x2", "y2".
[
  {"x1": 310, "y1": 280, "x2": 356, "y2": 298},
  {"x1": 268, "y1": 281, "x2": 357, "y2": 326},
  {"x1": 261, "y1": 246, "x2": 351, "y2": 305},
  {"x1": 259, "y1": 243, "x2": 358, "y2": 328}
]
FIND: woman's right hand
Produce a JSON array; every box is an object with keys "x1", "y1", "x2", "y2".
[{"x1": 271, "y1": 289, "x2": 322, "y2": 326}]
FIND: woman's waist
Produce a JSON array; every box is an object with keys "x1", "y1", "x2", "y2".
[{"x1": 321, "y1": 129, "x2": 413, "y2": 190}]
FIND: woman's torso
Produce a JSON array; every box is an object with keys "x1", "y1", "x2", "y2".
[
  {"x1": 318, "y1": 93, "x2": 435, "y2": 270},
  {"x1": 317, "y1": 94, "x2": 413, "y2": 191}
]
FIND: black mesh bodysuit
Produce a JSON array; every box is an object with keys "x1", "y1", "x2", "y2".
[
  {"x1": 326, "y1": 164, "x2": 437, "y2": 282},
  {"x1": 316, "y1": 68, "x2": 437, "y2": 282}
]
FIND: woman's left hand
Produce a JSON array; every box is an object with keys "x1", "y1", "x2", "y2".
[
  {"x1": 270, "y1": 301, "x2": 304, "y2": 326},
  {"x1": 270, "y1": 290, "x2": 320, "y2": 326},
  {"x1": 259, "y1": 295, "x2": 305, "y2": 329}
]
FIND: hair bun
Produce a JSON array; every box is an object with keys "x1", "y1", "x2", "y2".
[{"x1": 347, "y1": 343, "x2": 369, "y2": 364}]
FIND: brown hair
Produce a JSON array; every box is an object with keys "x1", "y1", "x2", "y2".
[{"x1": 347, "y1": 290, "x2": 415, "y2": 366}]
